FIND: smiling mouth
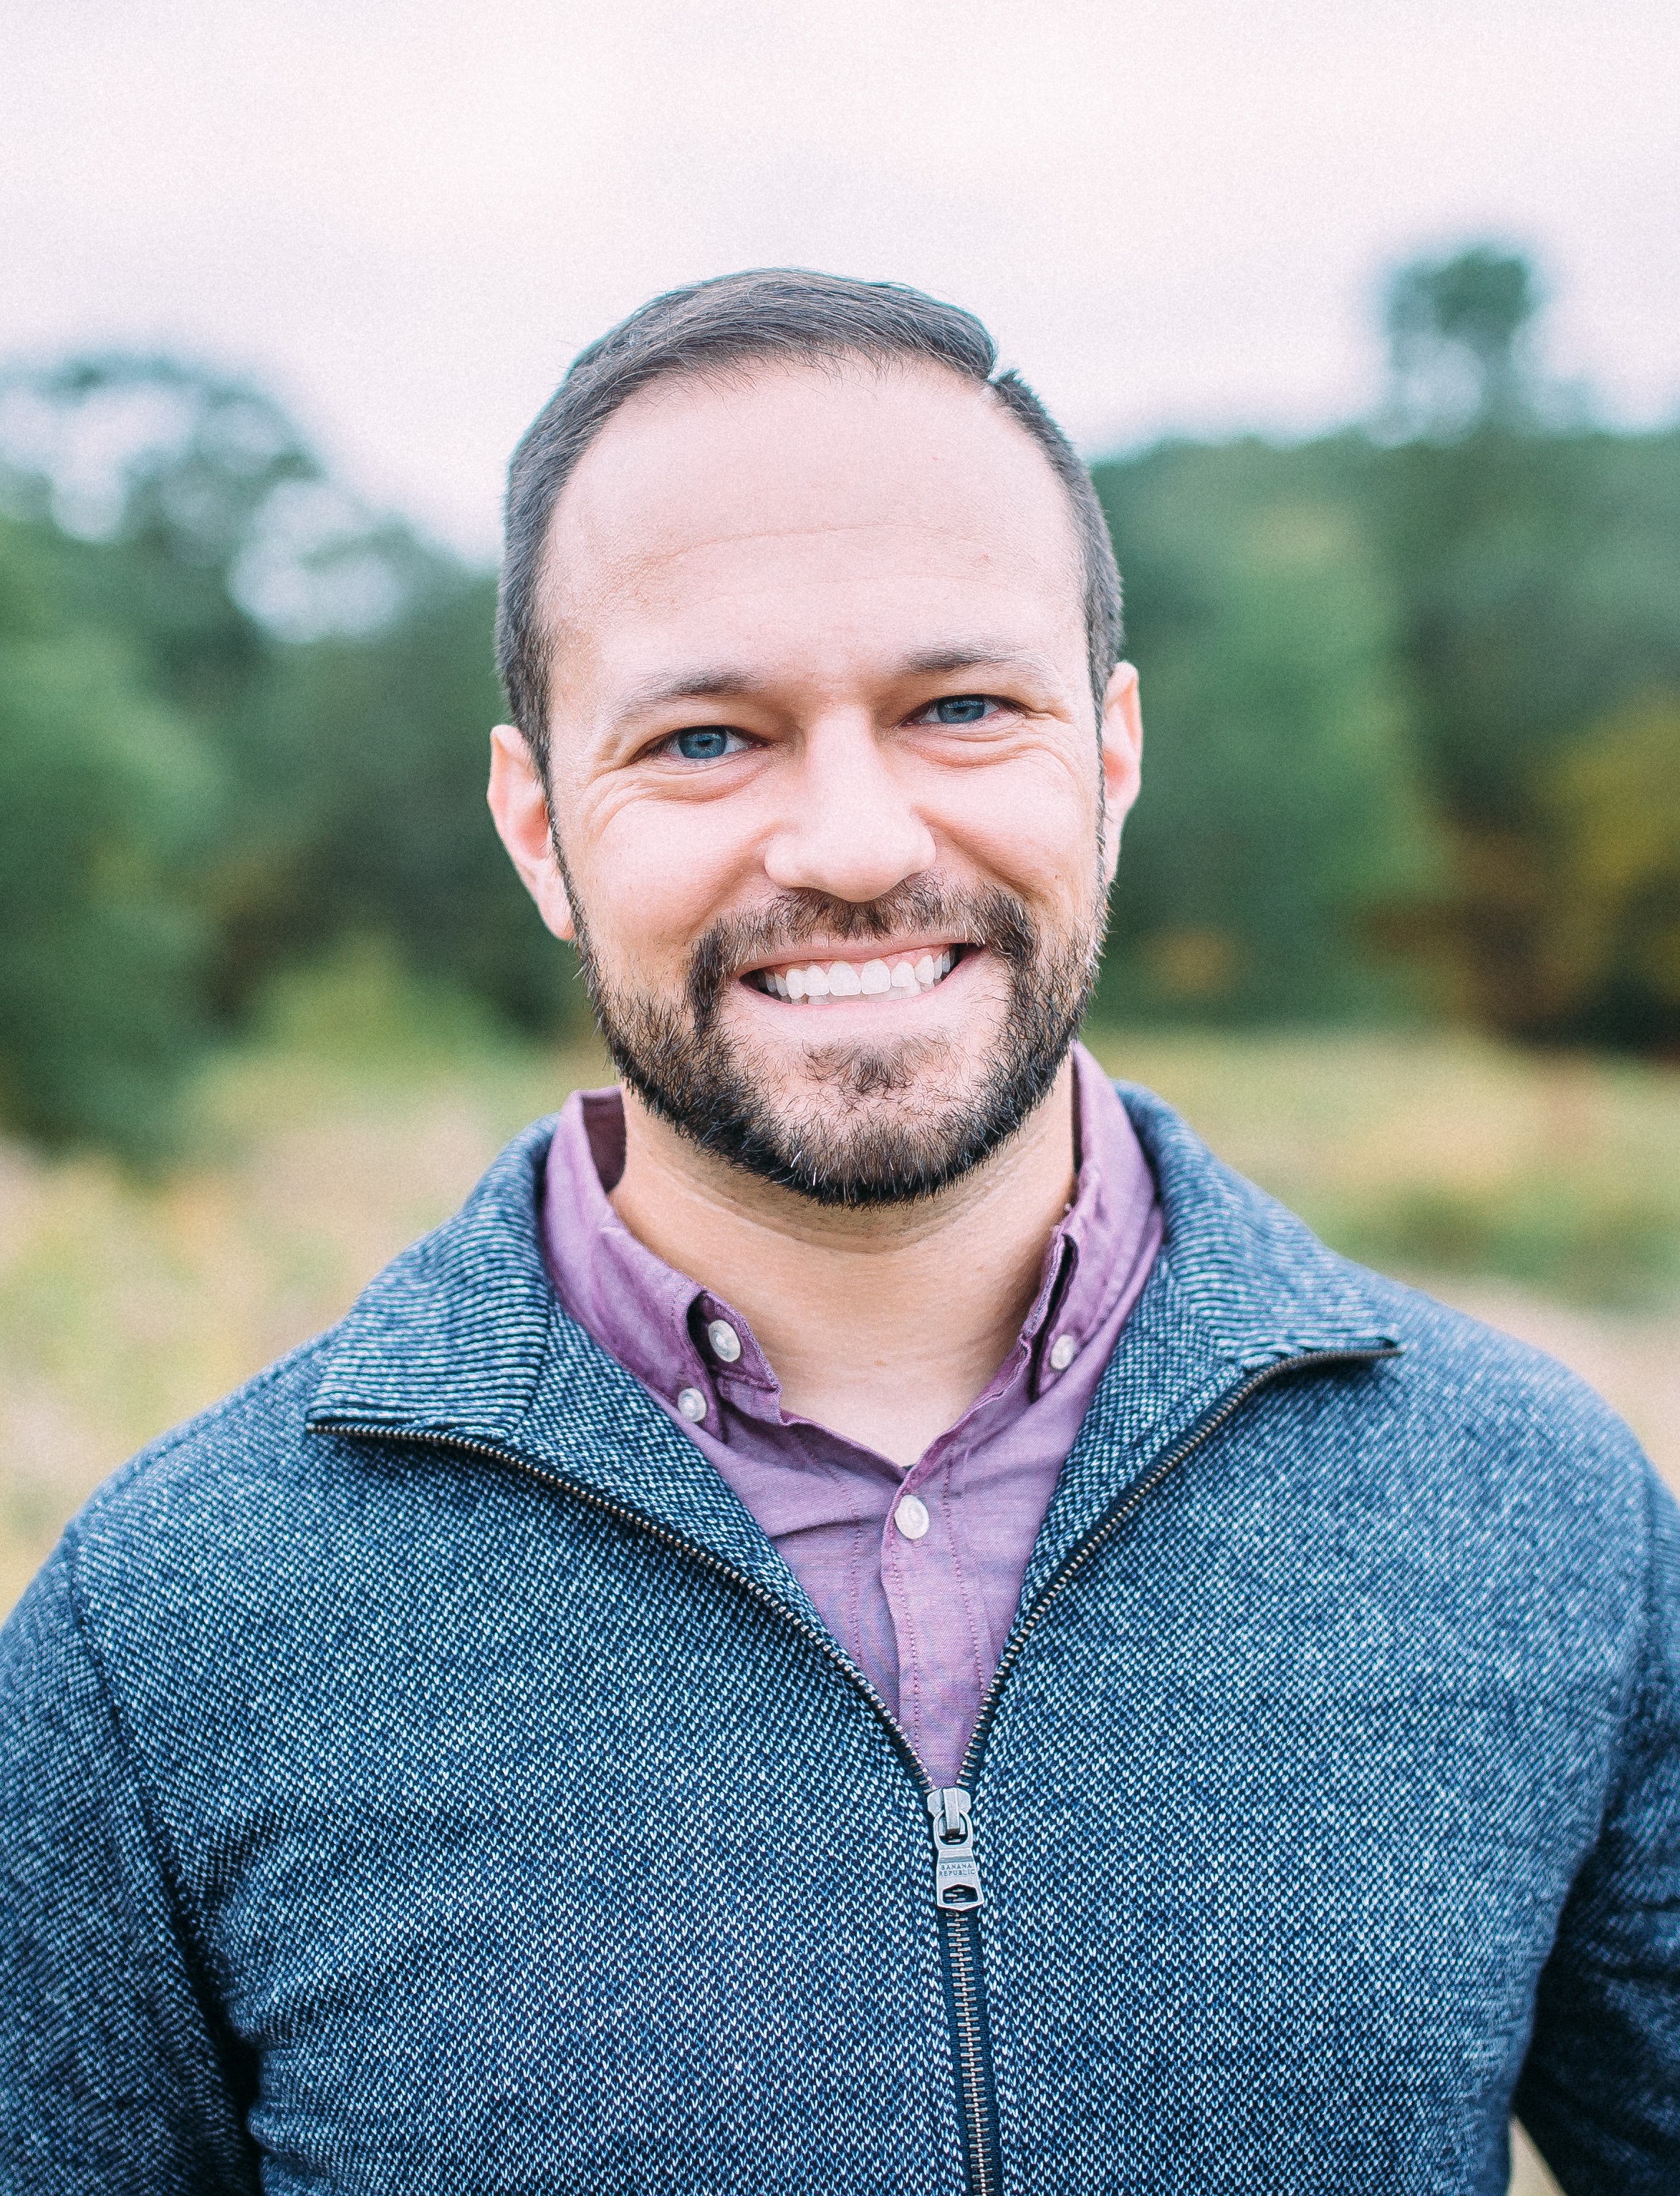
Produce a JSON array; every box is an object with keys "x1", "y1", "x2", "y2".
[{"x1": 744, "y1": 944, "x2": 969, "y2": 1004}]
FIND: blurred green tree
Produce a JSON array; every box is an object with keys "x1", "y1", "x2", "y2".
[
  {"x1": 0, "y1": 355, "x2": 582, "y2": 1065},
  {"x1": 218, "y1": 567, "x2": 580, "y2": 1030},
  {"x1": 1383, "y1": 246, "x2": 1542, "y2": 437},
  {"x1": 1092, "y1": 246, "x2": 1680, "y2": 1048},
  {"x1": 1365, "y1": 251, "x2": 1680, "y2": 1039},
  {"x1": 1092, "y1": 437, "x2": 1443, "y2": 1022},
  {"x1": 1536, "y1": 693, "x2": 1680, "y2": 1047},
  {"x1": 0, "y1": 354, "x2": 311, "y2": 725},
  {"x1": 0, "y1": 516, "x2": 218, "y2": 1154}
]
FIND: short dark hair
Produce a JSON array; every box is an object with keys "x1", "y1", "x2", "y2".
[{"x1": 497, "y1": 268, "x2": 1123, "y2": 778}]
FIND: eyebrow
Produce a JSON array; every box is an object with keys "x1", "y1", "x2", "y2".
[
  {"x1": 618, "y1": 668, "x2": 766, "y2": 716},
  {"x1": 897, "y1": 645, "x2": 1059, "y2": 682},
  {"x1": 617, "y1": 645, "x2": 1060, "y2": 719}
]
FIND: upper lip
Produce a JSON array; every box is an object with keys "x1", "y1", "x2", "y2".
[{"x1": 741, "y1": 936, "x2": 971, "y2": 977}]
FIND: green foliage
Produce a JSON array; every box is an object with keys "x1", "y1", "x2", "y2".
[
  {"x1": 0, "y1": 517, "x2": 218, "y2": 1155},
  {"x1": 1368, "y1": 426, "x2": 1680, "y2": 1037},
  {"x1": 1092, "y1": 438, "x2": 1442, "y2": 1022},
  {"x1": 0, "y1": 355, "x2": 311, "y2": 727},
  {"x1": 213, "y1": 568, "x2": 584, "y2": 1032},
  {"x1": 0, "y1": 356, "x2": 585, "y2": 1161},
  {"x1": 1090, "y1": 251, "x2": 1680, "y2": 1044},
  {"x1": 1536, "y1": 693, "x2": 1680, "y2": 1047}
]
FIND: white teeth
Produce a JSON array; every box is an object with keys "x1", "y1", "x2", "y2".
[{"x1": 757, "y1": 947, "x2": 964, "y2": 1002}]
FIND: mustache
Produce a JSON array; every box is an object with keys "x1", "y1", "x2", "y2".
[{"x1": 684, "y1": 882, "x2": 1037, "y2": 1025}]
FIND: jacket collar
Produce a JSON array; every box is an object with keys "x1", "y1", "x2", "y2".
[
  {"x1": 305, "y1": 1114, "x2": 832, "y2": 1628},
  {"x1": 308, "y1": 1085, "x2": 1398, "y2": 1632},
  {"x1": 1013, "y1": 1083, "x2": 1398, "y2": 1610}
]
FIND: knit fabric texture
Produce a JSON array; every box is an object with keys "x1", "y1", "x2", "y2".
[{"x1": 1, "y1": 1085, "x2": 1677, "y2": 2194}]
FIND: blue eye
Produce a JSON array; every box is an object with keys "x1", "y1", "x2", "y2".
[
  {"x1": 671, "y1": 726, "x2": 741, "y2": 762},
  {"x1": 927, "y1": 696, "x2": 991, "y2": 726}
]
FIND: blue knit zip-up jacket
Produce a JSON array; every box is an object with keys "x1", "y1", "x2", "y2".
[{"x1": 2, "y1": 1088, "x2": 1678, "y2": 2195}]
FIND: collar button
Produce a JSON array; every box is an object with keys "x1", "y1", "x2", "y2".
[{"x1": 894, "y1": 1495, "x2": 931, "y2": 1540}]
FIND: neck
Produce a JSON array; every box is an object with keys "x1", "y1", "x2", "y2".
[{"x1": 608, "y1": 1060, "x2": 1079, "y2": 1468}]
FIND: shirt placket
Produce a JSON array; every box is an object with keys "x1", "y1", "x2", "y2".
[{"x1": 880, "y1": 1432, "x2": 992, "y2": 1783}]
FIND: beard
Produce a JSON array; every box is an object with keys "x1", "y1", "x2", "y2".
[{"x1": 564, "y1": 871, "x2": 1105, "y2": 1207}]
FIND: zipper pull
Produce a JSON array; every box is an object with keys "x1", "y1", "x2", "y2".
[{"x1": 927, "y1": 1786, "x2": 984, "y2": 1912}]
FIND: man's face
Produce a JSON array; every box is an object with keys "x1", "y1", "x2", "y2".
[{"x1": 491, "y1": 361, "x2": 1141, "y2": 1204}]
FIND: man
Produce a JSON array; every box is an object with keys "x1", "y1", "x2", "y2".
[{"x1": 1, "y1": 272, "x2": 1676, "y2": 2195}]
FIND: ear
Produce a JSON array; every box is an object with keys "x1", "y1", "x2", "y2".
[
  {"x1": 1098, "y1": 661, "x2": 1143, "y2": 889},
  {"x1": 487, "y1": 724, "x2": 576, "y2": 942}
]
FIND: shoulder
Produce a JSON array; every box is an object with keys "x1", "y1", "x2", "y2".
[
  {"x1": 51, "y1": 1111, "x2": 562, "y2": 1630},
  {"x1": 1363, "y1": 1261, "x2": 1643, "y2": 1447},
  {"x1": 1355, "y1": 1262, "x2": 1657, "y2": 1558},
  {"x1": 0, "y1": 1324, "x2": 347, "y2": 1811},
  {"x1": 1118, "y1": 1076, "x2": 1661, "y2": 1555},
  {"x1": 1259, "y1": 1240, "x2": 1670, "y2": 1699},
  {"x1": 75, "y1": 1318, "x2": 338, "y2": 1509},
  {"x1": 50, "y1": 1325, "x2": 348, "y2": 1631}
]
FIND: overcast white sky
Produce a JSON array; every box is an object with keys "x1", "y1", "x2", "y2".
[{"x1": 4, "y1": 0, "x2": 1677, "y2": 558}]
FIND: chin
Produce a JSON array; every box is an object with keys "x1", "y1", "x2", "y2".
[{"x1": 734, "y1": 1017, "x2": 981, "y2": 1113}]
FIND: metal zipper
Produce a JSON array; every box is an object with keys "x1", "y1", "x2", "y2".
[
  {"x1": 928, "y1": 1785, "x2": 984, "y2": 1911},
  {"x1": 933, "y1": 1342, "x2": 1399, "y2": 2196},
  {"x1": 941, "y1": 1902, "x2": 1002, "y2": 2196},
  {"x1": 317, "y1": 1340, "x2": 1394, "y2": 2196}
]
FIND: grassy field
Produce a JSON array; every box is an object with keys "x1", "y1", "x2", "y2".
[{"x1": 12, "y1": 998, "x2": 1674, "y2": 2190}]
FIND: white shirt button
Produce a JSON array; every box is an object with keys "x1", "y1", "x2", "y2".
[
  {"x1": 1049, "y1": 1333, "x2": 1077, "y2": 1373},
  {"x1": 894, "y1": 1494, "x2": 931, "y2": 1540},
  {"x1": 706, "y1": 1318, "x2": 742, "y2": 1363},
  {"x1": 677, "y1": 1386, "x2": 708, "y2": 1422}
]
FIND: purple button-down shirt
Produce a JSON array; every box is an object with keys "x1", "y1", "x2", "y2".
[{"x1": 540, "y1": 1042, "x2": 1161, "y2": 1784}]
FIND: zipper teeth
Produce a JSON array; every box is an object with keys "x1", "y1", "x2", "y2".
[
  {"x1": 323, "y1": 1343, "x2": 1393, "y2": 2196},
  {"x1": 315, "y1": 1421, "x2": 935, "y2": 1796},
  {"x1": 957, "y1": 1346, "x2": 1394, "y2": 1788},
  {"x1": 944, "y1": 1917, "x2": 998, "y2": 2196},
  {"x1": 319, "y1": 1416, "x2": 995, "y2": 2194}
]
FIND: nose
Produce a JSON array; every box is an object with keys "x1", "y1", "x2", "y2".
[{"x1": 762, "y1": 714, "x2": 938, "y2": 903}]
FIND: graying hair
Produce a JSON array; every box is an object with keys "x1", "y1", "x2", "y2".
[{"x1": 497, "y1": 268, "x2": 1123, "y2": 777}]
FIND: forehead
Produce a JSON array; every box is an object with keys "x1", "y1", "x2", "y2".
[{"x1": 539, "y1": 361, "x2": 1085, "y2": 668}]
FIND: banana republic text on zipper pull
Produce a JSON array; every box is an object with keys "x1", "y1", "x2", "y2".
[{"x1": 928, "y1": 1787, "x2": 984, "y2": 1912}]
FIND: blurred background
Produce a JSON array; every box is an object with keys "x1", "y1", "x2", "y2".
[{"x1": 1, "y1": 8, "x2": 1676, "y2": 2179}]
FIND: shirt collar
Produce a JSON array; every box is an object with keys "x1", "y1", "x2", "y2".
[
  {"x1": 304, "y1": 1075, "x2": 1398, "y2": 1464},
  {"x1": 538, "y1": 1042, "x2": 1162, "y2": 1441}
]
